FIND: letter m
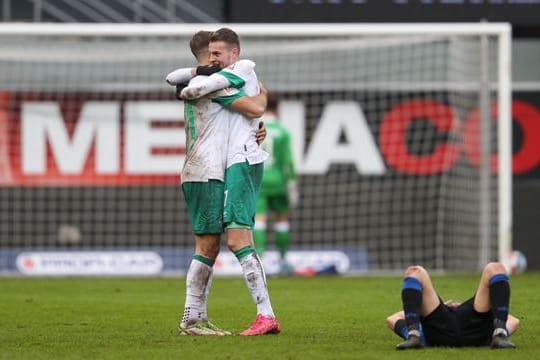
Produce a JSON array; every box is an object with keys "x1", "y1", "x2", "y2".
[{"x1": 22, "y1": 102, "x2": 119, "y2": 174}]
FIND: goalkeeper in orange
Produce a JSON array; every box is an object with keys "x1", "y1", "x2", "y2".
[{"x1": 253, "y1": 93, "x2": 298, "y2": 274}]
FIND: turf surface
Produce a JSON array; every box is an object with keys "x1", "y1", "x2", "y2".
[{"x1": 1, "y1": 273, "x2": 538, "y2": 359}]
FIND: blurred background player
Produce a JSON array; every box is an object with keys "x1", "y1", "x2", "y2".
[{"x1": 253, "y1": 93, "x2": 298, "y2": 275}]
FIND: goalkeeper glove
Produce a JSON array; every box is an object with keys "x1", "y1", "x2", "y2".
[{"x1": 195, "y1": 64, "x2": 221, "y2": 76}]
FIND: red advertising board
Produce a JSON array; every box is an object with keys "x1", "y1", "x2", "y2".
[
  {"x1": 0, "y1": 92, "x2": 183, "y2": 186},
  {"x1": 2, "y1": 90, "x2": 540, "y2": 186}
]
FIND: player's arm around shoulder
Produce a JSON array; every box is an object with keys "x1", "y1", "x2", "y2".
[
  {"x1": 165, "y1": 67, "x2": 195, "y2": 85},
  {"x1": 180, "y1": 59, "x2": 255, "y2": 100},
  {"x1": 166, "y1": 64, "x2": 221, "y2": 85},
  {"x1": 225, "y1": 59, "x2": 256, "y2": 79},
  {"x1": 229, "y1": 81, "x2": 267, "y2": 119}
]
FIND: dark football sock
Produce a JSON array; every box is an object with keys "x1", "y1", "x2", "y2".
[
  {"x1": 401, "y1": 277, "x2": 423, "y2": 332},
  {"x1": 393, "y1": 319, "x2": 408, "y2": 339},
  {"x1": 489, "y1": 273, "x2": 510, "y2": 329}
]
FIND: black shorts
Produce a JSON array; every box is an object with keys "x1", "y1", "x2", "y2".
[{"x1": 421, "y1": 297, "x2": 494, "y2": 347}]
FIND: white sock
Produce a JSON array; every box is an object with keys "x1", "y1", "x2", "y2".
[
  {"x1": 181, "y1": 259, "x2": 213, "y2": 327},
  {"x1": 239, "y1": 252, "x2": 275, "y2": 318}
]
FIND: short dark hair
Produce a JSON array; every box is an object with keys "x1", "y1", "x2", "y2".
[
  {"x1": 210, "y1": 27, "x2": 240, "y2": 53},
  {"x1": 190, "y1": 30, "x2": 212, "y2": 61},
  {"x1": 266, "y1": 93, "x2": 279, "y2": 113}
]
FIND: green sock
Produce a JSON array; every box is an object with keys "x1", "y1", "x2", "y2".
[
  {"x1": 253, "y1": 228, "x2": 266, "y2": 256},
  {"x1": 275, "y1": 230, "x2": 290, "y2": 259},
  {"x1": 233, "y1": 246, "x2": 254, "y2": 260}
]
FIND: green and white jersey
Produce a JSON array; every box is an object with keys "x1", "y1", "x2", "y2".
[
  {"x1": 179, "y1": 60, "x2": 268, "y2": 177},
  {"x1": 218, "y1": 60, "x2": 268, "y2": 168},
  {"x1": 260, "y1": 115, "x2": 297, "y2": 194},
  {"x1": 181, "y1": 75, "x2": 244, "y2": 183}
]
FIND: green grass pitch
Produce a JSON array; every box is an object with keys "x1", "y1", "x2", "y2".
[{"x1": 1, "y1": 272, "x2": 539, "y2": 359}]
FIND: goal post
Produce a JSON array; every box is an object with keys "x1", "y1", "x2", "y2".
[{"x1": 0, "y1": 23, "x2": 512, "y2": 275}]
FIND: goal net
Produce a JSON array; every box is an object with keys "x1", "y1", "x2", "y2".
[{"x1": 0, "y1": 23, "x2": 511, "y2": 275}]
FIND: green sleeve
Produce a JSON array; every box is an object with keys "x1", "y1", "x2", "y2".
[
  {"x1": 211, "y1": 89, "x2": 247, "y2": 107},
  {"x1": 217, "y1": 71, "x2": 245, "y2": 89},
  {"x1": 283, "y1": 130, "x2": 297, "y2": 181}
]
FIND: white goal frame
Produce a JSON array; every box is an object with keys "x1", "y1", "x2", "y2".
[{"x1": 0, "y1": 22, "x2": 512, "y2": 271}]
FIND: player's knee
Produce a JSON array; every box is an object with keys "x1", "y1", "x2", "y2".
[
  {"x1": 484, "y1": 261, "x2": 507, "y2": 276},
  {"x1": 404, "y1": 265, "x2": 427, "y2": 278},
  {"x1": 226, "y1": 238, "x2": 237, "y2": 251},
  {"x1": 226, "y1": 236, "x2": 250, "y2": 252},
  {"x1": 386, "y1": 315, "x2": 397, "y2": 329}
]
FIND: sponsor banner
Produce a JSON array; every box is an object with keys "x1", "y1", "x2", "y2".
[
  {"x1": 2, "y1": 91, "x2": 540, "y2": 186},
  {"x1": 16, "y1": 251, "x2": 163, "y2": 276},
  {"x1": 512, "y1": 92, "x2": 540, "y2": 179},
  {"x1": 213, "y1": 250, "x2": 352, "y2": 276},
  {"x1": 0, "y1": 92, "x2": 184, "y2": 186},
  {"x1": 2, "y1": 247, "x2": 369, "y2": 275}
]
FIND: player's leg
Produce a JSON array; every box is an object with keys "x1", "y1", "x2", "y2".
[
  {"x1": 386, "y1": 310, "x2": 412, "y2": 341},
  {"x1": 253, "y1": 193, "x2": 268, "y2": 256},
  {"x1": 473, "y1": 262, "x2": 516, "y2": 348},
  {"x1": 224, "y1": 162, "x2": 280, "y2": 335},
  {"x1": 180, "y1": 234, "x2": 229, "y2": 335},
  {"x1": 179, "y1": 180, "x2": 229, "y2": 335},
  {"x1": 396, "y1": 265, "x2": 440, "y2": 350},
  {"x1": 273, "y1": 211, "x2": 292, "y2": 274},
  {"x1": 269, "y1": 193, "x2": 289, "y2": 254}
]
